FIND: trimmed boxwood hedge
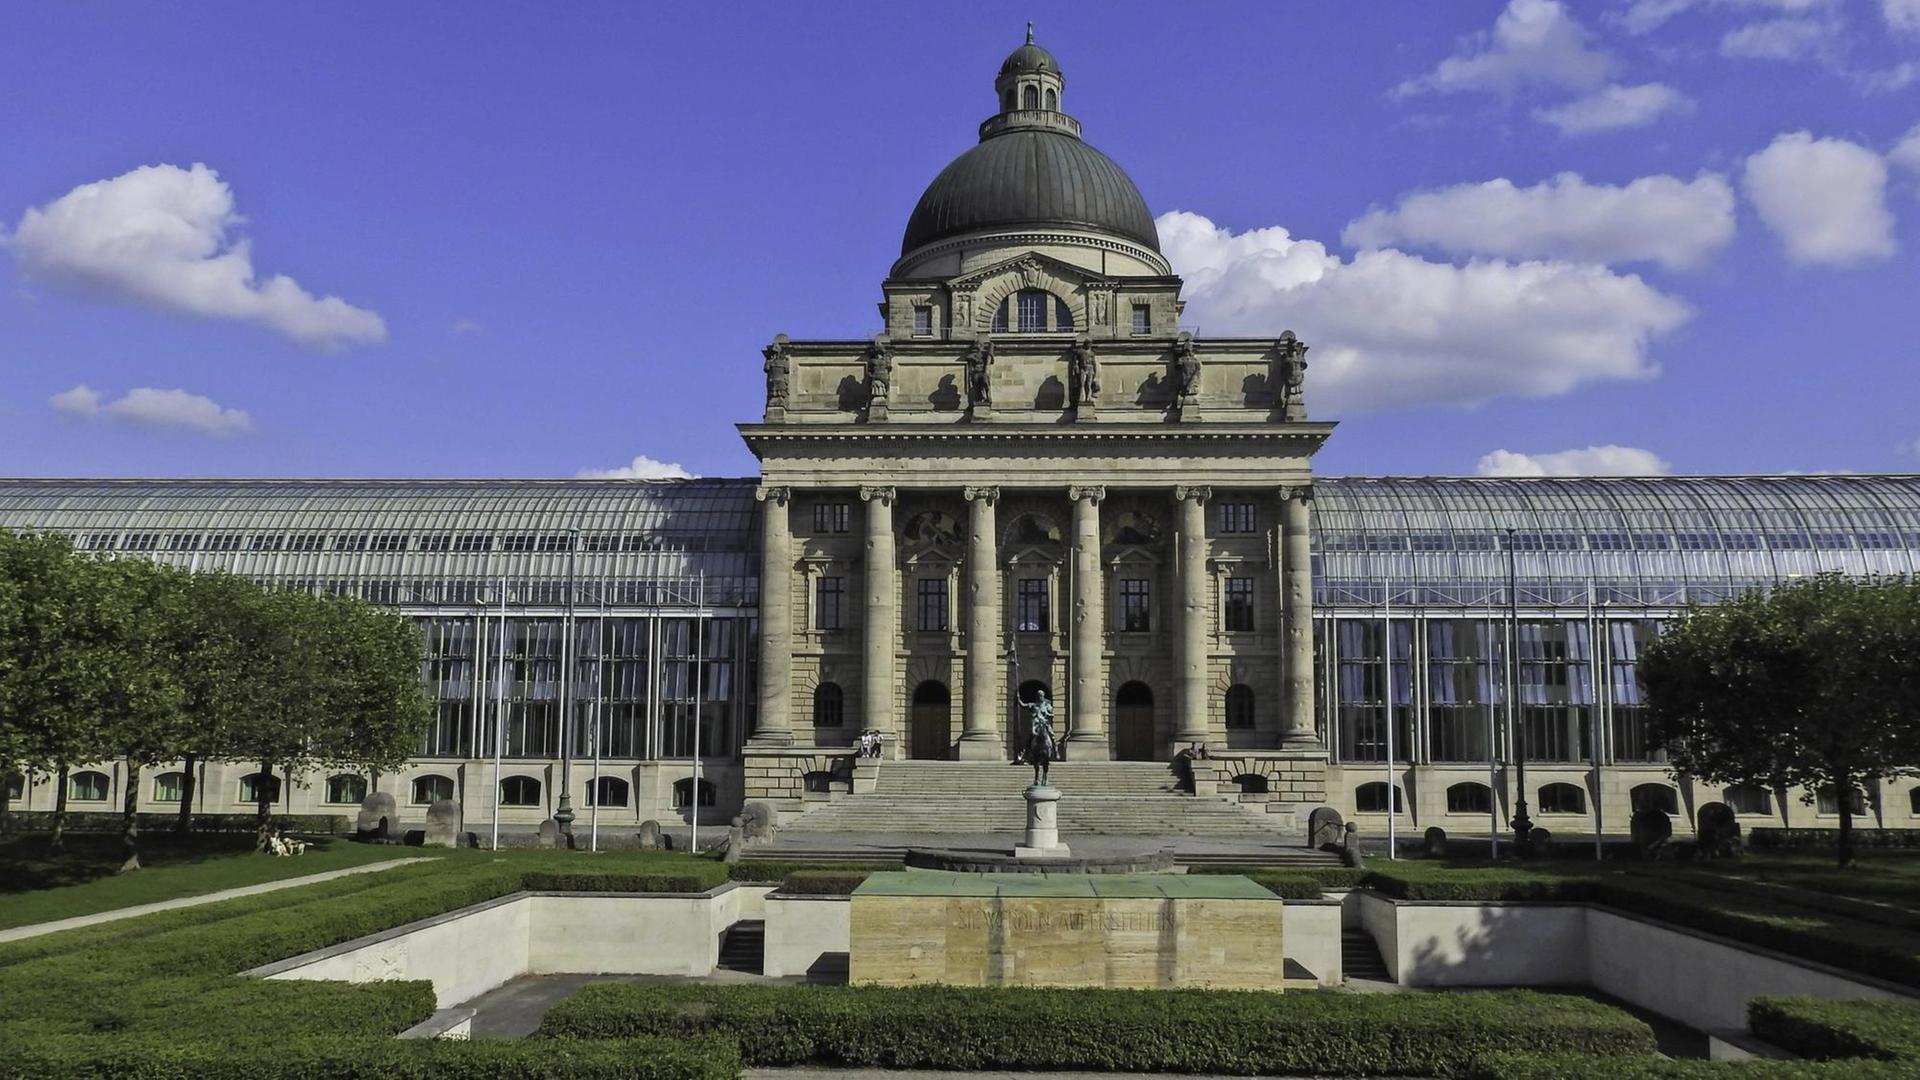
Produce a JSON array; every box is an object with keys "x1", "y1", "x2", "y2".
[
  {"x1": 725, "y1": 860, "x2": 901, "y2": 884},
  {"x1": 1749, "y1": 996, "x2": 1920, "y2": 1060},
  {"x1": 538, "y1": 982, "x2": 1656, "y2": 1077},
  {"x1": 774, "y1": 869, "x2": 874, "y2": 895},
  {"x1": 1466, "y1": 1052, "x2": 1914, "y2": 1078}
]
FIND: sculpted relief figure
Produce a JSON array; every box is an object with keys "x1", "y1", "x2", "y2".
[
  {"x1": 1068, "y1": 337, "x2": 1100, "y2": 410},
  {"x1": 963, "y1": 338, "x2": 994, "y2": 408},
  {"x1": 1171, "y1": 333, "x2": 1201, "y2": 400},
  {"x1": 864, "y1": 338, "x2": 893, "y2": 411},
  {"x1": 762, "y1": 334, "x2": 792, "y2": 414},
  {"x1": 1278, "y1": 330, "x2": 1309, "y2": 416}
]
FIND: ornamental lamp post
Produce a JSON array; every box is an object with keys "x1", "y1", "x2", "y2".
[
  {"x1": 553, "y1": 528, "x2": 580, "y2": 843},
  {"x1": 1506, "y1": 528, "x2": 1534, "y2": 851}
]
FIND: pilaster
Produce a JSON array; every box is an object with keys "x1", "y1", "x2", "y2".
[
  {"x1": 1279, "y1": 484, "x2": 1321, "y2": 752},
  {"x1": 958, "y1": 485, "x2": 1003, "y2": 759},
  {"x1": 750, "y1": 485, "x2": 794, "y2": 746},
  {"x1": 1174, "y1": 485, "x2": 1211, "y2": 748},
  {"x1": 1067, "y1": 485, "x2": 1109, "y2": 758},
  {"x1": 860, "y1": 485, "x2": 900, "y2": 754}
]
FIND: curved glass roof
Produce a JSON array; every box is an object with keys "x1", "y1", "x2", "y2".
[{"x1": 1, "y1": 475, "x2": 1915, "y2": 614}]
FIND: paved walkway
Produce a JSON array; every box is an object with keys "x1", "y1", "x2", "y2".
[{"x1": 0, "y1": 856, "x2": 436, "y2": 943}]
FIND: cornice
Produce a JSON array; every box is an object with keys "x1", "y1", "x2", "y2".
[{"x1": 739, "y1": 422, "x2": 1338, "y2": 445}]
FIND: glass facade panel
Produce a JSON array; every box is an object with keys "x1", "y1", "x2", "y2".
[
  {"x1": 1336, "y1": 618, "x2": 1413, "y2": 762},
  {"x1": 1427, "y1": 618, "x2": 1500, "y2": 763}
]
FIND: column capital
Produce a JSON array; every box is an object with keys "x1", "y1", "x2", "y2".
[
  {"x1": 858, "y1": 485, "x2": 896, "y2": 506},
  {"x1": 755, "y1": 485, "x2": 792, "y2": 506},
  {"x1": 1276, "y1": 483, "x2": 1315, "y2": 504},
  {"x1": 1068, "y1": 484, "x2": 1107, "y2": 504},
  {"x1": 962, "y1": 485, "x2": 1000, "y2": 504},
  {"x1": 1175, "y1": 485, "x2": 1213, "y2": 504}
]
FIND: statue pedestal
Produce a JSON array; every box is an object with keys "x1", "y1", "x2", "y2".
[{"x1": 1014, "y1": 784, "x2": 1069, "y2": 859}]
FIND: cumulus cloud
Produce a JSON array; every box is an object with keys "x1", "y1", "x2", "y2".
[
  {"x1": 1156, "y1": 211, "x2": 1690, "y2": 414},
  {"x1": 1396, "y1": 0, "x2": 1610, "y2": 98},
  {"x1": 1742, "y1": 132, "x2": 1897, "y2": 266},
  {"x1": 1719, "y1": 17, "x2": 1836, "y2": 60},
  {"x1": 1533, "y1": 82, "x2": 1694, "y2": 135},
  {"x1": 1476, "y1": 445, "x2": 1673, "y2": 476},
  {"x1": 4, "y1": 164, "x2": 385, "y2": 349},
  {"x1": 576, "y1": 455, "x2": 695, "y2": 480},
  {"x1": 48, "y1": 384, "x2": 253, "y2": 436},
  {"x1": 1891, "y1": 124, "x2": 1920, "y2": 176},
  {"x1": 1344, "y1": 172, "x2": 1734, "y2": 270},
  {"x1": 1885, "y1": 0, "x2": 1920, "y2": 31}
]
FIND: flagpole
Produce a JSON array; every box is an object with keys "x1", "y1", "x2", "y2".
[
  {"x1": 1383, "y1": 579, "x2": 1396, "y2": 860},
  {"x1": 492, "y1": 577, "x2": 507, "y2": 851}
]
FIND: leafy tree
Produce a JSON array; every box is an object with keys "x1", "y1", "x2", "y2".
[
  {"x1": 162, "y1": 572, "x2": 266, "y2": 833},
  {"x1": 1642, "y1": 573, "x2": 1920, "y2": 867},
  {"x1": 90, "y1": 558, "x2": 191, "y2": 871}
]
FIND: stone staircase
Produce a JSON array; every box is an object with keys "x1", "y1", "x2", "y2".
[{"x1": 775, "y1": 760, "x2": 1295, "y2": 839}]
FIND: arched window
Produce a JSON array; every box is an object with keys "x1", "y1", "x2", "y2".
[
  {"x1": 152, "y1": 771, "x2": 186, "y2": 803},
  {"x1": 1447, "y1": 782, "x2": 1493, "y2": 814},
  {"x1": 1234, "y1": 773, "x2": 1269, "y2": 795},
  {"x1": 411, "y1": 774, "x2": 455, "y2": 805},
  {"x1": 325, "y1": 774, "x2": 367, "y2": 805},
  {"x1": 1630, "y1": 783, "x2": 1679, "y2": 815},
  {"x1": 991, "y1": 300, "x2": 1008, "y2": 333},
  {"x1": 1055, "y1": 297, "x2": 1074, "y2": 331},
  {"x1": 238, "y1": 772, "x2": 280, "y2": 805},
  {"x1": 1044, "y1": 87, "x2": 1057, "y2": 110},
  {"x1": 1225, "y1": 684, "x2": 1255, "y2": 730},
  {"x1": 68, "y1": 770, "x2": 109, "y2": 802},
  {"x1": 1817, "y1": 786, "x2": 1867, "y2": 816},
  {"x1": 1539, "y1": 783, "x2": 1587, "y2": 814},
  {"x1": 1355, "y1": 781, "x2": 1401, "y2": 813},
  {"x1": 1725, "y1": 784, "x2": 1773, "y2": 816},
  {"x1": 499, "y1": 776, "x2": 542, "y2": 807},
  {"x1": 1016, "y1": 289, "x2": 1049, "y2": 332},
  {"x1": 1022, "y1": 85, "x2": 1038, "y2": 109},
  {"x1": 673, "y1": 777, "x2": 717, "y2": 808},
  {"x1": 587, "y1": 776, "x2": 629, "y2": 807},
  {"x1": 812, "y1": 682, "x2": 845, "y2": 727}
]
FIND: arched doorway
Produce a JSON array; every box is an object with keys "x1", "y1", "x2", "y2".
[
  {"x1": 910, "y1": 681, "x2": 951, "y2": 760},
  {"x1": 1114, "y1": 681, "x2": 1156, "y2": 761}
]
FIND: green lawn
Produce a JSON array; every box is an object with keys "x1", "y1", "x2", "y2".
[{"x1": 0, "y1": 832, "x2": 421, "y2": 931}]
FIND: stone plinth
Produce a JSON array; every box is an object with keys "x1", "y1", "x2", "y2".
[
  {"x1": 1014, "y1": 784, "x2": 1068, "y2": 859},
  {"x1": 849, "y1": 872, "x2": 1284, "y2": 990}
]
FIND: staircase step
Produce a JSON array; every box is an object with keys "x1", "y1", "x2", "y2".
[
  {"x1": 718, "y1": 920, "x2": 765, "y2": 974},
  {"x1": 1341, "y1": 930, "x2": 1391, "y2": 982}
]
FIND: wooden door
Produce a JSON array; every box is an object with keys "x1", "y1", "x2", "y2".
[
  {"x1": 909, "y1": 681, "x2": 950, "y2": 760},
  {"x1": 1113, "y1": 681, "x2": 1156, "y2": 761}
]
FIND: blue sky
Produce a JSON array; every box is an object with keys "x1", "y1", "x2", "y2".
[{"x1": 2, "y1": 1, "x2": 1917, "y2": 480}]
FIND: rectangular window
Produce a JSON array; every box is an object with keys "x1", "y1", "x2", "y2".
[
  {"x1": 166, "y1": 533, "x2": 202, "y2": 552},
  {"x1": 1130, "y1": 303, "x2": 1151, "y2": 335},
  {"x1": 249, "y1": 534, "x2": 283, "y2": 552},
  {"x1": 1219, "y1": 502, "x2": 1256, "y2": 534},
  {"x1": 122, "y1": 533, "x2": 160, "y2": 552},
  {"x1": 1016, "y1": 578, "x2": 1050, "y2": 633},
  {"x1": 285, "y1": 535, "x2": 323, "y2": 552},
  {"x1": 370, "y1": 533, "x2": 408, "y2": 552},
  {"x1": 452, "y1": 534, "x2": 493, "y2": 553},
  {"x1": 503, "y1": 535, "x2": 536, "y2": 552},
  {"x1": 1119, "y1": 578, "x2": 1151, "y2": 632},
  {"x1": 916, "y1": 578, "x2": 949, "y2": 632},
  {"x1": 813, "y1": 503, "x2": 851, "y2": 534},
  {"x1": 333, "y1": 533, "x2": 370, "y2": 552},
  {"x1": 581, "y1": 535, "x2": 617, "y2": 553},
  {"x1": 419, "y1": 535, "x2": 452, "y2": 553},
  {"x1": 1223, "y1": 577, "x2": 1254, "y2": 632},
  {"x1": 815, "y1": 576, "x2": 846, "y2": 631},
  {"x1": 912, "y1": 305, "x2": 932, "y2": 337}
]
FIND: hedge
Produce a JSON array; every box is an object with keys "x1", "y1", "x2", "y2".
[
  {"x1": 1749, "y1": 828, "x2": 1920, "y2": 852},
  {"x1": 1466, "y1": 1052, "x2": 1914, "y2": 1079},
  {"x1": 538, "y1": 983, "x2": 1656, "y2": 1077},
  {"x1": 775, "y1": 869, "x2": 875, "y2": 895},
  {"x1": 1, "y1": 810, "x2": 352, "y2": 835},
  {"x1": 2, "y1": 1033, "x2": 741, "y2": 1080},
  {"x1": 520, "y1": 867, "x2": 728, "y2": 893},
  {"x1": 726, "y1": 860, "x2": 901, "y2": 883},
  {"x1": 1749, "y1": 996, "x2": 1920, "y2": 1061}
]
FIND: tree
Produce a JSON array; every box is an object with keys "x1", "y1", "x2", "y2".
[
  {"x1": 90, "y1": 558, "x2": 191, "y2": 871},
  {"x1": 163, "y1": 572, "x2": 265, "y2": 833},
  {"x1": 1642, "y1": 573, "x2": 1920, "y2": 867}
]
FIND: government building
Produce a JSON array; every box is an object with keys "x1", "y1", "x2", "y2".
[{"x1": 7, "y1": 36, "x2": 1920, "y2": 843}]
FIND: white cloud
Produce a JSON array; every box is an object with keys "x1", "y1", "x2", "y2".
[
  {"x1": 48, "y1": 385, "x2": 252, "y2": 436},
  {"x1": 1891, "y1": 124, "x2": 1920, "y2": 176},
  {"x1": 1533, "y1": 82, "x2": 1694, "y2": 134},
  {"x1": 1621, "y1": 0, "x2": 1839, "y2": 34},
  {"x1": 49, "y1": 384, "x2": 101, "y2": 418},
  {"x1": 1156, "y1": 211, "x2": 1690, "y2": 414},
  {"x1": 1476, "y1": 445, "x2": 1673, "y2": 476},
  {"x1": 1719, "y1": 17, "x2": 1835, "y2": 60},
  {"x1": 576, "y1": 455, "x2": 695, "y2": 480},
  {"x1": 1863, "y1": 61, "x2": 1920, "y2": 92},
  {"x1": 1344, "y1": 172, "x2": 1734, "y2": 270},
  {"x1": 1885, "y1": 0, "x2": 1920, "y2": 31},
  {"x1": 1742, "y1": 132, "x2": 1897, "y2": 266},
  {"x1": 1396, "y1": 0, "x2": 1610, "y2": 98},
  {"x1": 4, "y1": 164, "x2": 385, "y2": 349}
]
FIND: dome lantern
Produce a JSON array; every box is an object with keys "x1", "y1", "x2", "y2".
[{"x1": 994, "y1": 23, "x2": 1064, "y2": 116}]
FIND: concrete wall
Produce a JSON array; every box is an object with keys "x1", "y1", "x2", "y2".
[
  {"x1": 1281, "y1": 901, "x2": 1341, "y2": 985},
  {"x1": 1365, "y1": 892, "x2": 1588, "y2": 988},
  {"x1": 261, "y1": 893, "x2": 532, "y2": 1008},
  {"x1": 764, "y1": 894, "x2": 850, "y2": 979}
]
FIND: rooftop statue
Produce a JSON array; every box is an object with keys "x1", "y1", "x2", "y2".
[
  {"x1": 762, "y1": 334, "x2": 792, "y2": 415},
  {"x1": 865, "y1": 338, "x2": 893, "y2": 417},
  {"x1": 1277, "y1": 330, "x2": 1309, "y2": 419}
]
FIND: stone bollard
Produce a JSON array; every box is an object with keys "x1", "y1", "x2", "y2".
[
  {"x1": 637, "y1": 819, "x2": 663, "y2": 850},
  {"x1": 423, "y1": 799, "x2": 462, "y2": 849},
  {"x1": 355, "y1": 791, "x2": 398, "y2": 842},
  {"x1": 1423, "y1": 826, "x2": 1448, "y2": 859},
  {"x1": 1308, "y1": 806, "x2": 1345, "y2": 851}
]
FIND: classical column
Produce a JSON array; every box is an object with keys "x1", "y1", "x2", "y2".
[
  {"x1": 1174, "y1": 485, "x2": 1212, "y2": 748},
  {"x1": 860, "y1": 486, "x2": 899, "y2": 753},
  {"x1": 750, "y1": 485, "x2": 793, "y2": 746},
  {"x1": 958, "y1": 486, "x2": 1003, "y2": 759},
  {"x1": 1067, "y1": 485, "x2": 1109, "y2": 758},
  {"x1": 1279, "y1": 484, "x2": 1320, "y2": 750}
]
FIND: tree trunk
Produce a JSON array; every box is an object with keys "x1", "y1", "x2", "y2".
[
  {"x1": 49, "y1": 764, "x2": 70, "y2": 854},
  {"x1": 175, "y1": 753, "x2": 197, "y2": 834},
  {"x1": 119, "y1": 757, "x2": 142, "y2": 873},
  {"x1": 255, "y1": 760, "x2": 273, "y2": 851},
  {"x1": 0, "y1": 766, "x2": 13, "y2": 822},
  {"x1": 1837, "y1": 769, "x2": 1857, "y2": 869}
]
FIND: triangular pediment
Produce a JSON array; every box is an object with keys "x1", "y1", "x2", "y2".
[{"x1": 947, "y1": 252, "x2": 1113, "y2": 292}]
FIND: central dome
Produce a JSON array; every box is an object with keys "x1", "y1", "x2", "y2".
[{"x1": 900, "y1": 34, "x2": 1159, "y2": 259}]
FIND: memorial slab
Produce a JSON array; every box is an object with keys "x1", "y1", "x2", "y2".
[{"x1": 849, "y1": 871, "x2": 1283, "y2": 990}]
